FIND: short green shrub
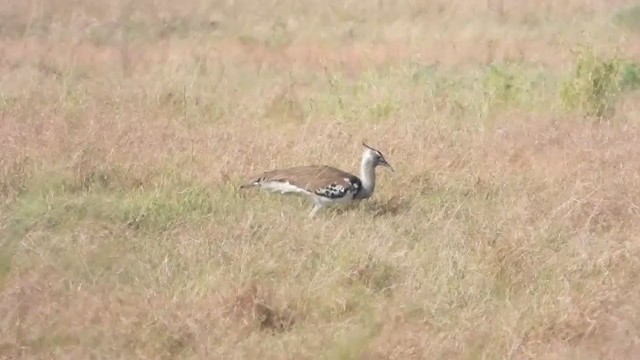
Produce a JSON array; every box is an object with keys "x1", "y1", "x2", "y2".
[
  {"x1": 560, "y1": 46, "x2": 622, "y2": 120},
  {"x1": 483, "y1": 65, "x2": 523, "y2": 110},
  {"x1": 613, "y1": 6, "x2": 640, "y2": 33},
  {"x1": 620, "y1": 60, "x2": 640, "y2": 91}
]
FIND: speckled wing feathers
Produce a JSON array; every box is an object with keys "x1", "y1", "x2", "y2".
[{"x1": 247, "y1": 165, "x2": 361, "y2": 199}]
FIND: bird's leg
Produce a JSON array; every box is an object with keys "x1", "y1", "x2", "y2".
[{"x1": 308, "y1": 204, "x2": 322, "y2": 218}]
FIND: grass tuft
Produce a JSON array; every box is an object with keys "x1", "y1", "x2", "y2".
[{"x1": 559, "y1": 46, "x2": 623, "y2": 120}]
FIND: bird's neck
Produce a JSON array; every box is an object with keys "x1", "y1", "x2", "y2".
[{"x1": 356, "y1": 157, "x2": 375, "y2": 199}]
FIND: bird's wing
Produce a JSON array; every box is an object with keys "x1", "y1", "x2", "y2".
[{"x1": 246, "y1": 165, "x2": 361, "y2": 198}]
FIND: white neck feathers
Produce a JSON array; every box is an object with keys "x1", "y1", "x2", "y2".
[{"x1": 354, "y1": 151, "x2": 376, "y2": 199}]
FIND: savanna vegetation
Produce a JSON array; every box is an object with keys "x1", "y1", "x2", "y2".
[{"x1": 1, "y1": 0, "x2": 640, "y2": 358}]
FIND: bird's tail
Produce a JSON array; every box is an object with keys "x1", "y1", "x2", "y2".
[
  {"x1": 238, "y1": 179, "x2": 260, "y2": 190},
  {"x1": 238, "y1": 172, "x2": 266, "y2": 191}
]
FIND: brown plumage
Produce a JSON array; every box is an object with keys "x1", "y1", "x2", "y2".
[
  {"x1": 241, "y1": 143, "x2": 393, "y2": 217},
  {"x1": 242, "y1": 165, "x2": 361, "y2": 196}
]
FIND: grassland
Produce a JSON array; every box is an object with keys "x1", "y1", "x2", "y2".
[{"x1": 1, "y1": 0, "x2": 640, "y2": 358}]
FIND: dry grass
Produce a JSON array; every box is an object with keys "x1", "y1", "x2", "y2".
[{"x1": 2, "y1": 0, "x2": 640, "y2": 359}]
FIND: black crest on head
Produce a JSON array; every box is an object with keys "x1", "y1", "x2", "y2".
[{"x1": 362, "y1": 142, "x2": 383, "y2": 156}]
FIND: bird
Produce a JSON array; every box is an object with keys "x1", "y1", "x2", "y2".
[{"x1": 240, "y1": 143, "x2": 393, "y2": 218}]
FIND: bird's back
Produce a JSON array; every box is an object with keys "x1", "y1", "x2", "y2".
[{"x1": 244, "y1": 165, "x2": 362, "y2": 199}]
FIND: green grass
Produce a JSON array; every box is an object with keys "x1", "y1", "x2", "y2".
[
  {"x1": 560, "y1": 46, "x2": 624, "y2": 119},
  {"x1": 8, "y1": 171, "x2": 219, "y2": 234}
]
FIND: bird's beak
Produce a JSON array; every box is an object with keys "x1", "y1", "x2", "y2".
[{"x1": 382, "y1": 160, "x2": 394, "y2": 172}]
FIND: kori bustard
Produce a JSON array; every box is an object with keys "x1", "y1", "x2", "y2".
[{"x1": 241, "y1": 143, "x2": 393, "y2": 217}]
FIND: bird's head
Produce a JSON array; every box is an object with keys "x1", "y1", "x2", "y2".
[{"x1": 362, "y1": 142, "x2": 394, "y2": 172}]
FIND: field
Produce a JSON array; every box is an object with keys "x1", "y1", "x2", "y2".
[{"x1": 2, "y1": 0, "x2": 640, "y2": 358}]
